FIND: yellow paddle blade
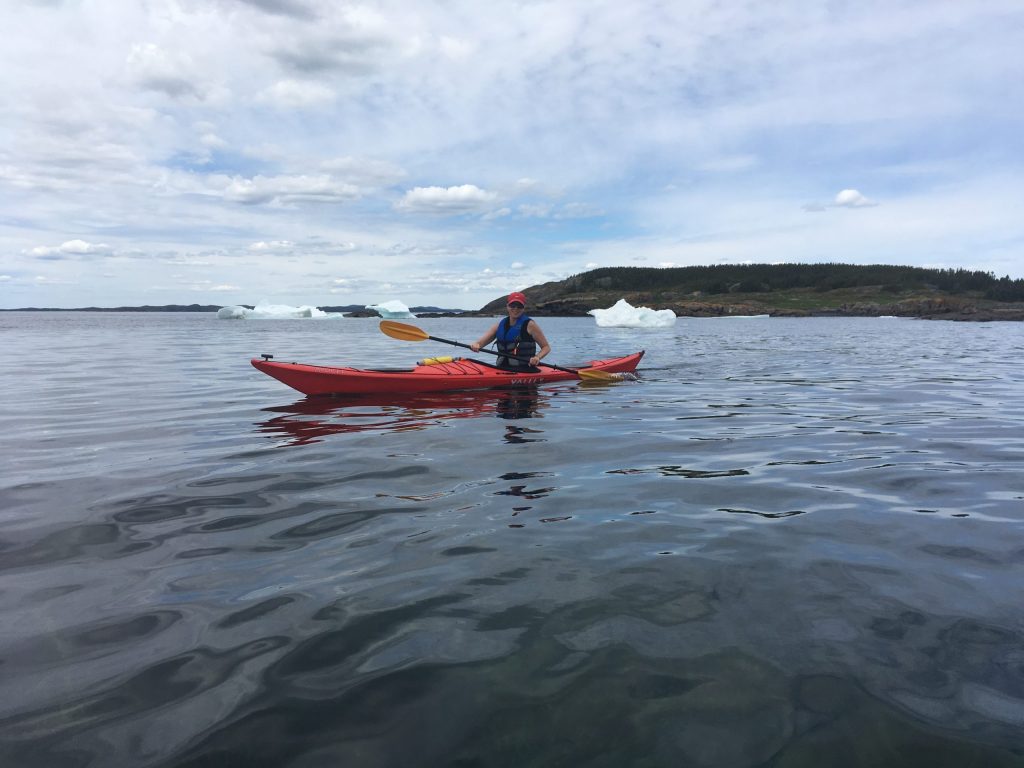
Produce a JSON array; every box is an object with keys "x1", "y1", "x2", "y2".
[
  {"x1": 576, "y1": 368, "x2": 622, "y2": 382},
  {"x1": 379, "y1": 320, "x2": 429, "y2": 342}
]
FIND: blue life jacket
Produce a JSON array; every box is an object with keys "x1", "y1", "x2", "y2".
[{"x1": 495, "y1": 314, "x2": 537, "y2": 369}]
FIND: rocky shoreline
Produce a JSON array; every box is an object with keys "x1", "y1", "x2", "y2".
[
  {"x1": 469, "y1": 293, "x2": 1024, "y2": 322},
  {"x1": 772, "y1": 298, "x2": 1024, "y2": 322}
]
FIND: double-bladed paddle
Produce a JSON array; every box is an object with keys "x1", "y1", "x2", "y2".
[{"x1": 379, "y1": 320, "x2": 620, "y2": 381}]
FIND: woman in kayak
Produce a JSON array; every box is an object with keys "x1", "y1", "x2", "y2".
[{"x1": 471, "y1": 291, "x2": 552, "y2": 371}]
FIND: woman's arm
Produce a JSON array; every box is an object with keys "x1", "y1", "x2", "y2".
[
  {"x1": 470, "y1": 322, "x2": 500, "y2": 352},
  {"x1": 527, "y1": 321, "x2": 551, "y2": 366}
]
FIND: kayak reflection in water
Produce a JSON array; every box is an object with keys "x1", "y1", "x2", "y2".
[
  {"x1": 471, "y1": 291, "x2": 551, "y2": 371},
  {"x1": 257, "y1": 388, "x2": 543, "y2": 445}
]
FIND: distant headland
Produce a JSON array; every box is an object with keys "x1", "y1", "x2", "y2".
[
  {"x1": 481, "y1": 263, "x2": 1024, "y2": 321},
  {"x1": 5, "y1": 264, "x2": 1024, "y2": 320}
]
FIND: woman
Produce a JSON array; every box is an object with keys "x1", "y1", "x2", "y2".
[{"x1": 471, "y1": 291, "x2": 551, "y2": 370}]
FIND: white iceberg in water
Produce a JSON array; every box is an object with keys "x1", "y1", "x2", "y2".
[
  {"x1": 367, "y1": 300, "x2": 416, "y2": 319},
  {"x1": 588, "y1": 298, "x2": 676, "y2": 328},
  {"x1": 217, "y1": 303, "x2": 344, "y2": 319}
]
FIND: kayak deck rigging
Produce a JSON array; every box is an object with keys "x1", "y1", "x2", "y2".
[{"x1": 363, "y1": 358, "x2": 538, "y2": 374}]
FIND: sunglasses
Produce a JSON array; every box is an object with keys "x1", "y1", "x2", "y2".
[{"x1": 507, "y1": 302, "x2": 525, "y2": 309}]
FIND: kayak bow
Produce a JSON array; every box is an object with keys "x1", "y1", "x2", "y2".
[{"x1": 251, "y1": 351, "x2": 644, "y2": 396}]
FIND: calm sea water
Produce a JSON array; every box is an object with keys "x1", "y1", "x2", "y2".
[{"x1": 2, "y1": 312, "x2": 1023, "y2": 767}]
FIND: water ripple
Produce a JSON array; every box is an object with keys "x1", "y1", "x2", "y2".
[{"x1": 2, "y1": 314, "x2": 1024, "y2": 766}]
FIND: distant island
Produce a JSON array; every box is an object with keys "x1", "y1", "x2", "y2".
[
  {"x1": 6, "y1": 264, "x2": 1024, "y2": 320},
  {"x1": 480, "y1": 263, "x2": 1024, "y2": 321},
  {"x1": 1, "y1": 303, "x2": 464, "y2": 315},
  {"x1": 0, "y1": 303, "x2": 225, "y2": 312}
]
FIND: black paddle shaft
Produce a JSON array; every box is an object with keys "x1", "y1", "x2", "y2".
[{"x1": 426, "y1": 334, "x2": 580, "y2": 375}]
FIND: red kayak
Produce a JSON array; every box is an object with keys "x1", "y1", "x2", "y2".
[{"x1": 251, "y1": 351, "x2": 644, "y2": 396}]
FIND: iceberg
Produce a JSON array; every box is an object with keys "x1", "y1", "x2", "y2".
[
  {"x1": 367, "y1": 300, "x2": 416, "y2": 319},
  {"x1": 588, "y1": 298, "x2": 676, "y2": 328},
  {"x1": 217, "y1": 303, "x2": 344, "y2": 319}
]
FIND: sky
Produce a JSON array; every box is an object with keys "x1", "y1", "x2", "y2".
[{"x1": 2, "y1": 0, "x2": 1022, "y2": 310}]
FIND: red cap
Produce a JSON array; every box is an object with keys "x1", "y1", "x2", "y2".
[{"x1": 507, "y1": 291, "x2": 527, "y2": 306}]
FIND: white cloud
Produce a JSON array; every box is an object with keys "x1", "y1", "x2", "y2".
[
  {"x1": 802, "y1": 190, "x2": 878, "y2": 213},
  {"x1": 248, "y1": 240, "x2": 296, "y2": 252},
  {"x1": 126, "y1": 44, "x2": 204, "y2": 100},
  {"x1": 397, "y1": 184, "x2": 498, "y2": 214},
  {"x1": 60, "y1": 239, "x2": 104, "y2": 254},
  {"x1": 481, "y1": 207, "x2": 512, "y2": 221},
  {"x1": 28, "y1": 239, "x2": 114, "y2": 259},
  {"x1": 518, "y1": 203, "x2": 551, "y2": 218},
  {"x1": 439, "y1": 36, "x2": 476, "y2": 60},
  {"x1": 222, "y1": 175, "x2": 360, "y2": 205},
  {"x1": 326, "y1": 241, "x2": 358, "y2": 252},
  {"x1": 834, "y1": 189, "x2": 878, "y2": 208},
  {"x1": 200, "y1": 132, "x2": 227, "y2": 150},
  {"x1": 259, "y1": 80, "x2": 336, "y2": 109}
]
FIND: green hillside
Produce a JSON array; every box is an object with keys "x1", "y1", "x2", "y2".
[{"x1": 479, "y1": 263, "x2": 1024, "y2": 320}]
